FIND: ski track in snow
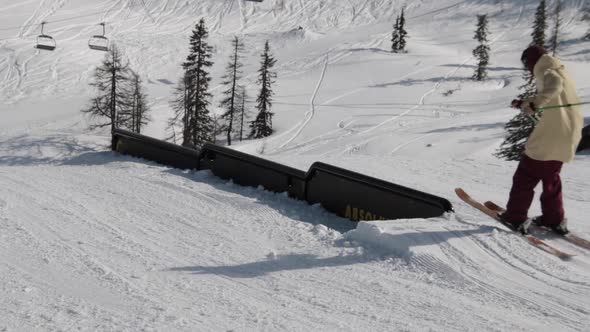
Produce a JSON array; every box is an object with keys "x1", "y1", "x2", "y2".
[
  {"x1": 278, "y1": 53, "x2": 330, "y2": 150},
  {"x1": 1, "y1": 0, "x2": 590, "y2": 330},
  {"x1": 263, "y1": 1, "x2": 488, "y2": 156},
  {"x1": 1, "y1": 160, "x2": 589, "y2": 331},
  {"x1": 303, "y1": 1, "x2": 527, "y2": 157}
]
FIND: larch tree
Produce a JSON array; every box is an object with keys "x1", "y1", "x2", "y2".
[
  {"x1": 532, "y1": 0, "x2": 547, "y2": 48},
  {"x1": 168, "y1": 74, "x2": 191, "y2": 145},
  {"x1": 549, "y1": 0, "x2": 563, "y2": 55},
  {"x1": 82, "y1": 44, "x2": 132, "y2": 147},
  {"x1": 236, "y1": 85, "x2": 249, "y2": 142},
  {"x1": 250, "y1": 41, "x2": 276, "y2": 139},
  {"x1": 220, "y1": 36, "x2": 245, "y2": 146},
  {"x1": 125, "y1": 70, "x2": 150, "y2": 134}
]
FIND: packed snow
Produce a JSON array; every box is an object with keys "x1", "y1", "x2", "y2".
[{"x1": 1, "y1": 0, "x2": 589, "y2": 331}]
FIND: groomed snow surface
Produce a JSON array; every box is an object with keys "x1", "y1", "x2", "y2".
[{"x1": 1, "y1": 0, "x2": 590, "y2": 331}]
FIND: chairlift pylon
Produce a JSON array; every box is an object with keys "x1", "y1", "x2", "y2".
[
  {"x1": 35, "y1": 22, "x2": 56, "y2": 51},
  {"x1": 88, "y1": 23, "x2": 109, "y2": 52}
]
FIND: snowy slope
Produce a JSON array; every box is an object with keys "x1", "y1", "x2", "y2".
[{"x1": 1, "y1": 0, "x2": 590, "y2": 331}]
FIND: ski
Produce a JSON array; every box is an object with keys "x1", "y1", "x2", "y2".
[
  {"x1": 455, "y1": 188, "x2": 574, "y2": 260},
  {"x1": 484, "y1": 200, "x2": 590, "y2": 251}
]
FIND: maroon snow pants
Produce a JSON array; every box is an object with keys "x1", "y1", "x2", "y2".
[{"x1": 504, "y1": 154, "x2": 564, "y2": 225}]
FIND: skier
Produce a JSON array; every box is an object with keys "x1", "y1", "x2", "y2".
[{"x1": 499, "y1": 45, "x2": 584, "y2": 235}]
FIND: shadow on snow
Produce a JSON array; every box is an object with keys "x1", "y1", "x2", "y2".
[
  {"x1": 167, "y1": 227, "x2": 491, "y2": 278},
  {"x1": 0, "y1": 133, "x2": 104, "y2": 166}
]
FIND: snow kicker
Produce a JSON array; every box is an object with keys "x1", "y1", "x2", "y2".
[{"x1": 112, "y1": 128, "x2": 453, "y2": 225}]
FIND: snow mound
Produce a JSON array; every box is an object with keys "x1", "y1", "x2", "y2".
[{"x1": 344, "y1": 216, "x2": 482, "y2": 259}]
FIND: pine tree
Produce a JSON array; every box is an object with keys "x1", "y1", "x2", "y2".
[
  {"x1": 549, "y1": 0, "x2": 562, "y2": 55},
  {"x1": 472, "y1": 14, "x2": 490, "y2": 81},
  {"x1": 180, "y1": 18, "x2": 215, "y2": 148},
  {"x1": 523, "y1": 0, "x2": 546, "y2": 107},
  {"x1": 82, "y1": 44, "x2": 131, "y2": 136},
  {"x1": 391, "y1": 9, "x2": 408, "y2": 53},
  {"x1": 220, "y1": 36, "x2": 245, "y2": 146},
  {"x1": 398, "y1": 8, "x2": 408, "y2": 52},
  {"x1": 495, "y1": 71, "x2": 537, "y2": 161},
  {"x1": 125, "y1": 71, "x2": 150, "y2": 134},
  {"x1": 532, "y1": 0, "x2": 547, "y2": 48},
  {"x1": 391, "y1": 16, "x2": 400, "y2": 53},
  {"x1": 250, "y1": 41, "x2": 276, "y2": 139},
  {"x1": 495, "y1": 113, "x2": 536, "y2": 161}
]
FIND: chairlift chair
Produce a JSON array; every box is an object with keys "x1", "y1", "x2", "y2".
[
  {"x1": 35, "y1": 22, "x2": 56, "y2": 51},
  {"x1": 88, "y1": 23, "x2": 109, "y2": 52}
]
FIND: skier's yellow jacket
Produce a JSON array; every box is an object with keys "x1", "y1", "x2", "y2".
[{"x1": 524, "y1": 54, "x2": 584, "y2": 163}]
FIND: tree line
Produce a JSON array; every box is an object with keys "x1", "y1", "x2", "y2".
[
  {"x1": 83, "y1": 2, "x2": 587, "y2": 156},
  {"x1": 82, "y1": 18, "x2": 277, "y2": 149}
]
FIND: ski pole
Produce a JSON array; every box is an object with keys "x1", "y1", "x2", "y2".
[
  {"x1": 537, "y1": 101, "x2": 590, "y2": 111},
  {"x1": 527, "y1": 101, "x2": 589, "y2": 124}
]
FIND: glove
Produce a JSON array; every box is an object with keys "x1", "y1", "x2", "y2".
[
  {"x1": 511, "y1": 99, "x2": 523, "y2": 109},
  {"x1": 521, "y1": 102, "x2": 536, "y2": 116}
]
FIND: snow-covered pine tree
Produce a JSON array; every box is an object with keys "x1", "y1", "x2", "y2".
[
  {"x1": 125, "y1": 71, "x2": 150, "y2": 134},
  {"x1": 250, "y1": 41, "x2": 276, "y2": 139},
  {"x1": 520, "y1": 0, "x2": 546, "y2": 116},
  {"x1": 549, "y1": 0, "x2": 562, "y2": 55},
  {"x1": 472, "y1": 14, "x2": 490, "y2": 81},
  {"x1": 495, "y1": 114, "x2": 536, "y2": 161},
  {"x1": 532, "y1": 0, "x2": 547, "y2": 48},
  {"x1": 398, "y1": 8, "x2": 408, "y2": 52},
  {"x1": 82, "y1": 44, "x2": 131, "y2": 136},
  {"x1": 495, "y1": 72, "x2": 537, "y2": 161},
  {"x1": 220, "y1": 36, "x2": 245, "y2": 146},
  {"x1": 391, "y1": 16, "x2": 400, "y2": 53},
  {"x1": 182, "y1": 18, "x2": 215, "y2": 148}
]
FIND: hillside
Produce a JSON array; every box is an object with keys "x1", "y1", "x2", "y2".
[{"x1": 1, "y1": 0, "x2": 590, "y2": 331}]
